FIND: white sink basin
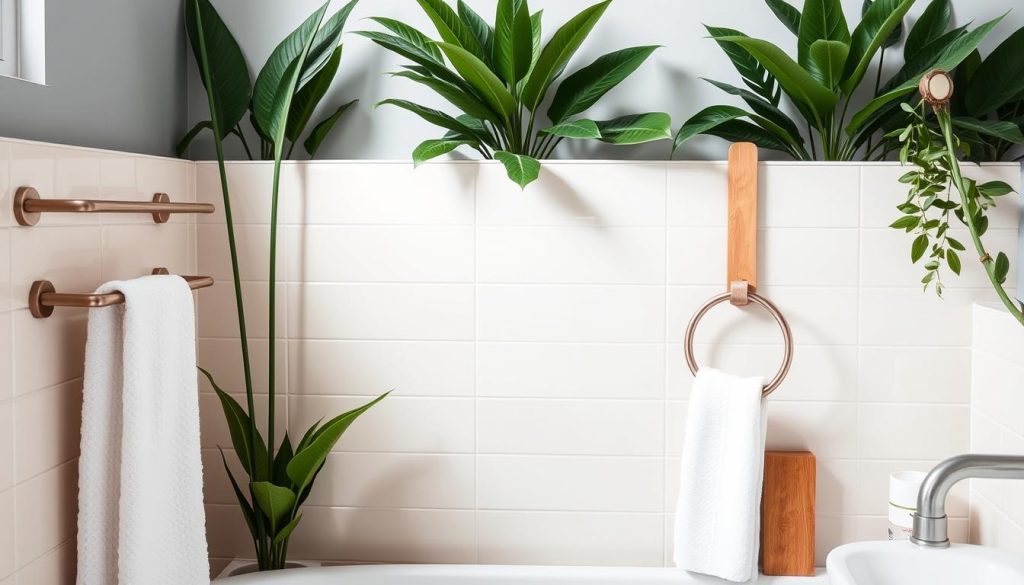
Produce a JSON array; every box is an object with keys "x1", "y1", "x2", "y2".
[{"x1": 827, "y1": 540, "x2": 1024, "y2": 585}]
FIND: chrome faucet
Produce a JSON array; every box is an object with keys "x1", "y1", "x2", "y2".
[{"x1": 912, "y1": 454, "x2": 1024, "y2": 548}]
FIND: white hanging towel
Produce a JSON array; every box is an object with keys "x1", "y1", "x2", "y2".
[
  {"x1": 77, "y1": 275, "x2": 209, "y2": 585},
  {"x1": 673, "y1": 367, "x2": 768, "y2": 583}
]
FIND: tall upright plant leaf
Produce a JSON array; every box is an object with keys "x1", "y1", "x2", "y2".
[
  {"x1": 840, "y1": 0, "x2": 915, "y2": 95},
  {"x1": 707, "y1": 26, "x2": 780, "y2": 104},
  {"x1": 765, "y1": 0, "x2": 801, "y2": 36},
  {"x1": 797, "y1": 0, "x2": 850, "y2": 68},
  {"x1": 965, "y1": 27, "x2": 1024, "y2": 117},
  {"x1": 286, "y1": 45, "x2": 343, "y2": 143},
  {"x1": 494, "y1": 0, "x2": 534, "y2": 84},
  {"x1": 184, "y1": 0, "x2": 251, "y2": 138},
  {"x1": 904, "y1": 0, "x2": 951, "y2": 59},
  {"x1": 547, "y1": 46, "x2": 659, "y2": 123},
  {"x1": 417, "y1": 0, "x2": 488, "y2": 60},
  {"x1": 458, "y1": 0, "x2": 496, "y2": 60}
]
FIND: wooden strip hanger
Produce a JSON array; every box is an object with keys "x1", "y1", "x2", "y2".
[{"x1": 727, "y1": 142, "x2": 759, "y2": 306}]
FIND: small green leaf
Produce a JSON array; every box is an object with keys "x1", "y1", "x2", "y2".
[
  {"x1": 947, "y1": 249, "x2": 962, "y2": 275},
  {"x1": 413, "y1": 139, "x2": 474, "y2": 166},
  {"x1": 807, "y1": 39, "x2": 850, "y2": 89},
  {"x1": 273, "y1": 512, "x2": 303, "y2": 545},
  {"x1": 595, "y1": 112, "x2": 672, "y2": 145},
  {"x1": 176, "y1": 121, "x2": 214, "y2": 158},
  {"x1": 911, "y1": 234, "x2": 929, "y2": 263},
  {"x1": 948, "y1": 237, "x2": 966, "y2": 251},
  {"x1": 890, "y1": 216, "x2": 920, "y2": 231},
  {"x1": 978, "y1": 181, "x2": 1015, "y2": 198},
  {"x1": 251, "y1": 482, "x2": 297, "y2": 533},
  {"x1": 494, "y1": 151, "x2": 542, "y2": 189},
  {"x1": 303, "y1": 99, "x2": 357, "y2": 158},
  {"x1": 540, "y1": 119, "x2": 602, "y2": 139},
  {"x1": 199, "y1": 368, "x2": 269, "y2": 480},
  {"x1": 994, "y1": 252, "x2": 1010, "y2": 284}
]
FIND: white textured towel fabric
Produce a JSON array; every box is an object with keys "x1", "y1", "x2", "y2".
[
  {"x1": 77, "y1": 275, "x2": 209, "y2": 585},
  {"x1": 673, "y1": 367, "x2": 768, "y2": 583}
]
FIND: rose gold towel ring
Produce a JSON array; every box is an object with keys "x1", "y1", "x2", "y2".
[{"x1": 683, "y1": 143, "x2": 794, "y2": 397}]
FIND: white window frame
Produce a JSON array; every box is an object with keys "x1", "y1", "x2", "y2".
[
  {"x1": 0, "y1": 0, "x2": 45, "y2": 84},
  {"x1": 0, "y1": 0, "x2": 17, "y2": 78}
]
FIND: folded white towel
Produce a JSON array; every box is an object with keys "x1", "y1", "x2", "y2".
[
  {"x1": 77, "y1": 275, "x2": 209, "y2": 585},
  {"x1": 673, "y1": 367, "x2": 767, "y2": 582}
]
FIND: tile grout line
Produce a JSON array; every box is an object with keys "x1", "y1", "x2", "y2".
[
  {"x1": 661, "y1": 163, "x2": 670, "y2": 566},
  {"x1": 472, "y1": 164, "x2": 480, "y2": 563}
]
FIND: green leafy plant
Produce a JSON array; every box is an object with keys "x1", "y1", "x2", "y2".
[
  {"x1": 943, "y1": 25, "x2": 1024, "y2": 161},
  {"x1": 890, "y1": 71, "x2": 1022, "y2": 325},
  {"x1": 674, "y1": 0, "x2": 1002, "y2": 161},
  {"x1": 187, "y1": 0, "x2": 387, "y2": 571},
  {"x1": 179, "y1": 0, "x2": 359, "y2": 160},
  {"x1": 357, "y1": 0, "x2": 672, "y2": 188}
]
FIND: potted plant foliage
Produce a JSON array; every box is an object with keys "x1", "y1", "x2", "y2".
[
  {"x1": 186, "y1": 0, "x2": 388, "y2": 572},
  {"x1": 358, "y1": 0, "x2": 672, "y2": 188},
  {"x1": 673, "y1": 0, "x2": 1004, "y2": 161}
]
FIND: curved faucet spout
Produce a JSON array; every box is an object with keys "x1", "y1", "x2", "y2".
[{"x1": 912, "y1": 454, "x2": 1024, "y2": 548}]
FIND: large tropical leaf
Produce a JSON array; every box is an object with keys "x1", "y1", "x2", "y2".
[
  {"x1": 848, "y1": 15, "x2": 1004, "y2": 136},
  {"x1": 303, "y1": 99, "x2": 357, "y2": 158},
  {"x1": 862, "y1": 0, "x2": 904, "y2": 48},
  {"x1": 839, "y1": 0, "x2": 914, "y2": 95},
  {"x1": 176, "y1": 121, "x2": 214, "y2": 158},
  {"x1": 494, "y1": 151, "x2": 542, "y2": 189},
  {"x1": 807, "y1": 39, "x2": 850, "y2": 89},
  {"x1": 300, "y1": 0, "x2": 359, "y2": 89},
  {"x1": 705, "y1": 119, "x2": 794, "y2": 153},
  {"x1": 674, "y1": 105, "x2": 752, "y2": 152},
  {"x1": 457, "y1": 0, "x2": 495, "y2": 61},
  {"x1": 797, "y1": 0, "x2": 850, "y2": 68},
  {"x1": 904, "y1": 0, "x2": 950, "y2": 59},
  {"x1": 494, "y1": 0, "x2": 534, "y2": 84},
  {"x1": 765, "y1": 0, "x2": 801, "y2": 36},
  {"x1": 364, "y1": 18, "x2": 444, "y2": 62},
  {"x1": 952, "y1": 117, "x2": 1024, "y2": 144},
  {"x1": 595, "y1": 112, "x2": 672, "y2": 144},
  {"x1": 540, "y1": 119, "x2": 602, "y2": 139},
  {"x1": 390, "y1": 70, "x2": 501, "y2": 124},
  {"x1": 965, "y1": 26, "x2": 1024, "y2": 117},
  {"x1": 251, "y1": 482, "x2": 296, "y2": 533},
  {"x1": 413, "y1": 138, "x2": 475, "y2": 166},
  {"x1": 287, "y1": 45, "x2": 342, "y2": 143},
  {"x1": 521, "y1": 0, "x2": 611, "y2": 111},
  {"x1": 185, "y1": 0, "x2": 251, "y2": 138},
  {"x1": 272, "y1": 513, "x2": 303, "y2": 545},
  {"x1": 882, "y1": 25, "x2": 967, "y2": 93},
  {"x1": 701, "y1": 78, "x2": 805, "y2": 148},
  {"x1": 355, "y1": 30, "x2": 468, "y2": 91},
  {"x1": 287, "y1": 393, "x2": 390, "y2": 491},
  {"x1": 547, "y1": 46, "x2": 659, "y2": 123},
  {"x1": 717, "y1": 36, "x2": 838, "y2": 126},
  {"x1": 706, "y1": 26, "x2": 779, "y2": 105},
  {"x1": 252, "y1": 2, "x2": 330, "y2": 140},
  {"x1": 416, "y1": 0, "x2": 487, "y2": 61},
  {"x1": 437, "y1": 43, "x2": 517, "y2": 120},
  {"x1": 219, "y1": 448, "x2": 257, "y2": 535}
]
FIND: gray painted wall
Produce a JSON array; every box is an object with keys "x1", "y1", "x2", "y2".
[
  {"x1": 0, "y1": 0, "x2": 187, "y2": 157},
  {"x1": 185, "y1": 0, "x2": 1024, "y2": 161}
]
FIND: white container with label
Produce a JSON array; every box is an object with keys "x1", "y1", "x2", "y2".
[{"x1": 889, "y1": 471, "x2": 927, "y2": 540}]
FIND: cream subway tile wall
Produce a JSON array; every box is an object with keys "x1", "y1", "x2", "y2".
[
  {"x1": 0, "y1": 137, "x2": 197, "y2": 584},
  {"x1": 970, "y1": 303, "x2": 1024, "y2": 554},
  {"x1": 194, "y1": 160, "x2": 1021, "y2": 568}
]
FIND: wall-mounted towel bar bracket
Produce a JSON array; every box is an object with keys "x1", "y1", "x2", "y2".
[
  {"x1": 14, "y1": 186, "x2": 215, "y2": 226},
  {"x1": 29, "y1": 268, "x2": 214, "y2": 319}
]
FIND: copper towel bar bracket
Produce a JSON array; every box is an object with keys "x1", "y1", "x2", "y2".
[
  {"x1": 14, "y1": 186, "x2": 215, "y2": 226},
  {"x1": 29, "y1": 268, "x2": 214, "y2": 319}
]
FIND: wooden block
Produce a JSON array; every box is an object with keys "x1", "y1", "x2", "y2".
[
  {"x1": 760, "y1": 451, "x2": 816, "y2": 576},
  {"x1": 727, "y1": 142, "x2": 759, "y2": 291}
]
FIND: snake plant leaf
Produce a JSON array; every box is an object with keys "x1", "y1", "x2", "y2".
[
  {"x1": 300, "y1": 0, "x2": 359, "y2": 90},
  {"x1": 200, "y1": 367, "x2": 270, "y2": 481},
  {"x1": 701, "y1": 78, "x2": 804, "y2": 146},
  {"x1": 413, "y1": 138, "x2": 474, "y2": 166},
  {"x1": 494, "y1": 151, "x2": 541, "y2": 189},
  {"x1": 705, "y1": 119, "x2": 794, "y2": 153},
  {"x1": 416, "y1": 0, "x2": 488, "y2": 61},
  {"x1": 176, "y1": 121, "x2": 214, "y2": 158},
  {"x1": 540, "y1": 119, "x2": 602, "y2": 139},
  {"x1": 184, "y1": 0, "x2": 251, "y2": 138},
  {"x1": 457, "y1": 0, "x2": 495, "y2": 61},
  {"x1": 521, "y1": 0, "x2": 611, "y2": 112},
  {"x1": 674, "y1": 105, "x2": 752, "y2": 152},
  {"x1": 390, "y1": 71, "x2": 502, "y2": 125},
  {"x1": 273, "y1": 433, "x2": 294, "y2": 488},
  {"x1": 252, "y1": 1, "x2": 330, "y2": 141},
  {"x1": 595, "y1": 112, "x2": 672, "y2": 145},
  {"x1": 494, "y1": 0, "x2": 533, "y2": 84},
  {"x1": 952, "y1": 117, "x2": 1024, "y2": 144},
  {"x1": 904, "y1": 0, "x2": 950, "y2": 59},
  {"x1": 716, "y1": 36, "x2": 838, "y2": 126},
  {"x1": 839, "y1": 0, "x2": 914, "y2": 95},
  {"x1": 251, "y1": 482, "x2": 297, "y2": 533},
  {"x1": 379, "y1": 98, "x2": 491, "y2": 143},
  {"x1": 303, "y1": 99, "x2": 357, "y2": 158},
  {"x1": 287, "y1": 393, "x2": 389, "y2": 491},
  {"x1": 272, "y1": 513, "x2": 303, "y2": 546},
  {"x1": 287, "y1": 46, "x2": 342, "y2": 144},
  {"x1": 363, "y1": 18, "x2": 444, "y2": 63},
  {"x1": 807, "y1": 39, "x2": 850, "y2": 90},
  {"x1": 861, "y1": 0, "x2": 903, "y2": 48},
  {"x1": 965, "y1": 27, "x2": 1024, "y2": 117},
  {"x1": 797, "y1": 0, "x2": 850, "y2": 69},
  {"x1": 765, "y1": 0, "x2": 801, "y2": 36},
  {"x1": 548, "y1": 46, "x2": 659, "y2": 124},
  {"x1": 848, "y1": 15, "x2": 1004, "y2": 136},
  {"x1": 706, "y1": 27, "x2": 780, "y2": 105},
  {"x1": 437, "y1": 43, "x2": 517, "y2": 120},
  {"x1": 219, "y1": 448, "x2": 256, "y2": 536}
]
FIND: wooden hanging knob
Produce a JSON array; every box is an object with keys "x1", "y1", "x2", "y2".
[{"x1": 920, "y1": 70, "x2": 954, "y2": 108}]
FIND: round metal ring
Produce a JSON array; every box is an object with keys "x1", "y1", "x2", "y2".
[{"x1": 683, "y1": 291, "x2": 793, "y2": 396}]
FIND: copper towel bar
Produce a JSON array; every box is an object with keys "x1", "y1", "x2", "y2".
[
  {"x1": 29, "y1": 268, "x2": 214, "y2": 319},
  {"x1": 14, "y1": 186, "x2": 215, "y2": 226}
]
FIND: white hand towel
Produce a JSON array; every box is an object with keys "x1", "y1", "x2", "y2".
[
  {"x1": 673, "y1": 367, "x2": 768, "y2": 583},
  {"x1": 77, "y1": 275, "x2": 209, "y2": 585}
]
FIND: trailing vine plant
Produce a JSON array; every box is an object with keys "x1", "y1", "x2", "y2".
[{"x1": 891, "y1": 70, "x2": 1023, "y2": 325}]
